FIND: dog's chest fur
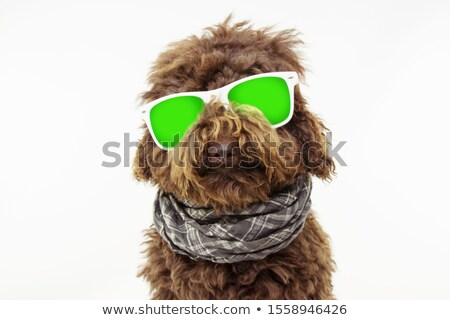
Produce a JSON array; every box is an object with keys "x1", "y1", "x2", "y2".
[{"x1": 139, "y1": 213, "x2": 334, "y2": 299}]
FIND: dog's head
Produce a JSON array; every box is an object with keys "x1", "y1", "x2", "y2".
[{"x1": 133, "y1": 18, "x2": 334, "y2": 211}]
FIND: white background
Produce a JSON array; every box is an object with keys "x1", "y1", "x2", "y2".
[{"x1": 1, "y1": 0, "x2": 449, "y2": 299}]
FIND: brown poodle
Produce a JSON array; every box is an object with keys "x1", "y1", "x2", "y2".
[{"x1": 133, "y1": 17, "x2": 335, "y2": 299}]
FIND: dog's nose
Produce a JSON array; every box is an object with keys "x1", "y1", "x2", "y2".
[
  {"x1": 206, "y1": 140, "x2": 239, "y2": 166},
  {"x1": 209, "y1": 143, "x2": 232, "y2": 158}
]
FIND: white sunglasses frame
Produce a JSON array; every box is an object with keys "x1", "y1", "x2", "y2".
[{"x1": 138, "y1": 71, "x2": 300, "y2": 150}]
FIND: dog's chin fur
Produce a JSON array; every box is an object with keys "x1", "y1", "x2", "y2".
[
  {"x1": 194, "y1": 168, "x2": 271, "y2": 211},
  {"x1": 133, "y1": 17, "x2": 336, "y2": 299}
]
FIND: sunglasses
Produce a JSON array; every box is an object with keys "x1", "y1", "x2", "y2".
[{"x1": 139, "y1": 71, "x2": 299, "y2": 150}]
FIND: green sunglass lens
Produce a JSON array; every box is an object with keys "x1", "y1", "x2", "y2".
[
  {"x1": 228, "y1": 77, "x2": 291, "y2": 125},
  {"x1": 150, "y1": 96, "x2": 204, "y2": 148}
]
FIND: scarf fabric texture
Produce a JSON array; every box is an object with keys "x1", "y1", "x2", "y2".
[{"x1": 153, "y1": 175, "x2": 312, "y2": 264}]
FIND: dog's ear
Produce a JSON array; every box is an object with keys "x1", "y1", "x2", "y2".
[
  {"x1": 288, "y1": 92, "x2": 335, "y2": 180},
  {"x1": 132, "y1": 129, "x2": 153, "y2": 182},
  {"x1": 133, "y1": 87, "x2": 167, "y2": 183}
]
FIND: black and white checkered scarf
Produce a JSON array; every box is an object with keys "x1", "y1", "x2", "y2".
[{"x1": 153, "y1": 175, "x2": 312, "y2": 264}]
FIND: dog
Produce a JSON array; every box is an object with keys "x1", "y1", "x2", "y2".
[{"x1": 133, "y1": 17, "x2": 335, "y2": 299}]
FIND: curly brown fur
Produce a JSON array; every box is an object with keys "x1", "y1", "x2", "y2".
[{"x1": 134, "y1": 17, "x2": 335, "y2": 299}]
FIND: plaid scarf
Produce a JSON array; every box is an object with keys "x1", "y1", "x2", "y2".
[{"x1": 153, "y1": 175, "x2": 312, "y2": 264}]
